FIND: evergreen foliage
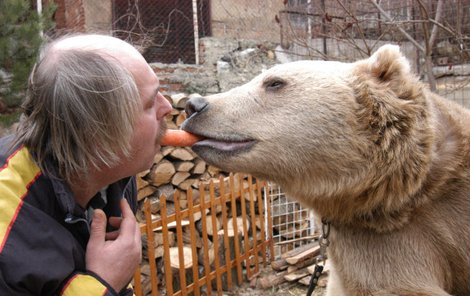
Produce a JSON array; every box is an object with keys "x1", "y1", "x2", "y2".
[{"x1": 0, "y1": 0, "x2": 56, "y2": 107}]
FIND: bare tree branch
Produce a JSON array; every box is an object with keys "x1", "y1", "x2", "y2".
[
  {"x1": 369, "y1": 0, "x2": 425, "y2": 52},
  {"x1": 428, "y1": 0, "x2": 444, "y2": 49}
]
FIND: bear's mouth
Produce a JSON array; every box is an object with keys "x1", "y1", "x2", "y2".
[
  {"x1": 192, "y1": 137, "x2": 256, "y2": 154},
  {"x1": 184, "y1": 128, "x2": 256, "y2": 155}
]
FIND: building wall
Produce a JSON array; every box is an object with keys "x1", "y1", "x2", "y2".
[
  {"x1": 53, "y1": 0, "x2": 86, "y2": 32},
  {"x1": 83, "y1": 0, "x2": 112, "y2": 33},
  {"x1": 211, "y1": 0, "x2": 284, "y2": 42}
]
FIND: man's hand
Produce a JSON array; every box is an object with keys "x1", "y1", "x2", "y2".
[{"x1": 86, "y1": 199, "x2": 142, "y2": 292}]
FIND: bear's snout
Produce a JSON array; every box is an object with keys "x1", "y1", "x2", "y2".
[{"x1": 185, "y1": 96, "x2": 208, "y2": 117}]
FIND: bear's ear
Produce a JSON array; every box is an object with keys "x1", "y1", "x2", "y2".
[{"x1": 367, "y1": 44, "x2": 410, "y2": 82}]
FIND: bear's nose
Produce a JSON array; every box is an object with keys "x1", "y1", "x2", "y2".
[{"x1": 185, "y1": 96, "x2": 208, "y2": 117}]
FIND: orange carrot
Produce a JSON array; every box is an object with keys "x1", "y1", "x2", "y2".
[{"x1": 160, "y1": 130, "x2": 203, "y2": 147}]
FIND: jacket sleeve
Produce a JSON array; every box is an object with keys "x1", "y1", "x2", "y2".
[{"x1": 59, "y1": 272, "x2": 134, "y2": 296}]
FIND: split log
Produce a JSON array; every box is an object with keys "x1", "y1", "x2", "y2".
[
  {"x1": 171, "y1": 93, "x2": 189, "y2": 109},
  {"x1": 281, "y1": 242, "x2": 318, "y2": 259},
  {"x1": 136, "y1": 171, "x2": 150, "y2": 189},
  {"x1": 307, "y1": 259, "x2": 331, "y2": 274},
  {"x1": 227, "y1": 217, "x2": 250, "y2": 236},
  {"x1": 284, "y1": 267, "x2": 309, "y2": 282},
  {"x1": 149, "y1": 159, "x2": 175, "y2": 186},
  {"x1": 156, "y1": 184, "x2": 175, "y2": 202},
  {"x1": 256, "y1": 270, "x2": 288, "y2": 289},
  {"x1": 149, "y1": 197, "x2": 160, "y2": 214},
  {"x1": 170, "y1": 148, "x2": 195, "y2": 161},
  {"x1": 172, "y1": 172, "x2": 190, "y2": 187},
  {"x1": 272, "y1": 242, "x2": 319, "y2": 271},
  {"x1": 160, "y1": 146, "x2": 174, "y2": 157},
  {"x1": 169, "y1": 246, "x2": 193, "y2": 292},
  {"x1": 198, "y1": 241, "x2": 215, "y2": 266},
  {"x1": 191, "y1": 159, "x2": 206, "y2": 175},
  {"x1": 183, "y1": 227, "x2": 203, "y2": 248},
  {"x1": 217, "y1": 230, "x2": 239, "y2": 290},
  {"x1": 178, "y1": 178, "x2": 198, "y2": 191},
  {"x1": 137, "y1": 185, "x2": 156, "y2": 201},
  {"x1": 175, "y1": 161, "x2": 194, "y2": 172},
  {"x1": 153, "y1": 152, "x2": 164, "y2": 163},
  {"x1": 196, "y1": 215, "x2": 222, "y2": 236},
  {"x1": 285, "y1": 245, "x2": 320, "y2": 265},
  {"x1": 153, "y1": 220, "x2": 190, "y2": 231},
  {"x1": 175, "y1": 112, "x2": 187, "y2": 127}
]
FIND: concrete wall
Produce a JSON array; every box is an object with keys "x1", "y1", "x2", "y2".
[
  {"x1": 83, "y1": 0, "x2": 112, "y2": 33},
  {"x1": 210, "y1": 0, "x2": 284, "y2": 42}
]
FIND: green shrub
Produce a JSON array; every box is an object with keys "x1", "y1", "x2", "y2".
[{"x1": 0, "y1": 0, "x2": 56, "y2": 107}]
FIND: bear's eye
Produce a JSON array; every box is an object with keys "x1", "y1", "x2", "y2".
[{"x1": 265, "y1": 79, "x2": 285, "y2": 91}]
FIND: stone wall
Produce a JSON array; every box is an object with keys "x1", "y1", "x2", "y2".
[{"x1": 152, "y1": 37, "x2": 279, "y2": 96}]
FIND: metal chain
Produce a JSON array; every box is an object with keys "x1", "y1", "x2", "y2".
[{"x1": 306, "y1": 218, "x2": 330, "y2": 296}]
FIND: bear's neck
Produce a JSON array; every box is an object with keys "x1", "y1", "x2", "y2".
[{"x1": 295, "y1": 94, "x2": 470, "y2": 233}]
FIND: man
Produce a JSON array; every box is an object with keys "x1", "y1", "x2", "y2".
[{"x1": 0, "y1": 34, "x2": 173, "y2": 295}]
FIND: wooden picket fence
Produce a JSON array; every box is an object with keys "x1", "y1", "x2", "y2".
[{"x1": 132, "y1": 173, "x2": 275, "y2": 296}]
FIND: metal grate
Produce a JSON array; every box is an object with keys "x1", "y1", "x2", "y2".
[
  {"x1": 112, "y1": 0, "x2": 211, "y2": 64},
  {"x1": 266, "y1": 182, "x2": 318, "y2": 259}
]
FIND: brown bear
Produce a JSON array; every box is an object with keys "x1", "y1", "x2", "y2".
[{"x1": 182, "y1": 45, "x2": 470, "y2": 295}]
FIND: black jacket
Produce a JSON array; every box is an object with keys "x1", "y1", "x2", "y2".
[{"x1": 0, "y1": 135, "x2": 137, "y2": 295}]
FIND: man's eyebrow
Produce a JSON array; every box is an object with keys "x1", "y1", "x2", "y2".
[{"x1": 145, "y1": 87, "x2": 160, "y2": 103}]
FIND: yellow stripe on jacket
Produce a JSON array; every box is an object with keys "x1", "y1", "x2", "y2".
[
  {"x1": 60, "y1": 274, "x2": 108, "y2": 296},
  {"x1": 0, "y1": 146, "x2": 41, "y2": 253}
]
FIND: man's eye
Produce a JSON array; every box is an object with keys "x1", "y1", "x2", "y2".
[{"x1": 146, "y1": 99, "x2": 155, "y2": 109}]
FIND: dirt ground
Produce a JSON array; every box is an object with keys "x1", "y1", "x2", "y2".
[
  {"x1": 226, "y1": 282, "x2": 326, "y2": 296},
  {"x1": 220, "y1": 265, "x2": 327, "y2": 296}
]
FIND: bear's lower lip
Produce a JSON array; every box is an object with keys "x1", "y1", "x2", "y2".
[{"x1": 192, "y1": 139, "x2": 256, "y2": 154}]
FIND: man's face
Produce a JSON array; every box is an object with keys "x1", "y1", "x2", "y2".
[{"x1": 125, "y1": 59, "x2": 172, "y2": 174}]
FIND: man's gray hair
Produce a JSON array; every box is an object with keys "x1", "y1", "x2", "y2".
[{"x1": 14, "y1": 38, "x2": 141, "y2": 184}]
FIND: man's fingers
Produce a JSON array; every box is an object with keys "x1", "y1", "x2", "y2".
[
  {"x1": 89, "y1": 209, "x2": 107, "y2": 246},
  {"x1": 120, "y1": 198, "x2": 133, "y2": 218},
  {"x1": 116, "y1": 199, "x2": 137, "y2": 240},
  {"x1": 135, "y1": 222, "x2": 142, "y2": 250},
  {"x1": 105, "y1": 230, "x2": 120, "y2": 241},
  {"x1": 108, "y1": 216, "x2": 122, "y2": 229}
]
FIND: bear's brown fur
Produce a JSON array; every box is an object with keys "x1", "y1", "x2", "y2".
[{"x1": 182, "y1": 45, "x2": 470, "y2": 295}]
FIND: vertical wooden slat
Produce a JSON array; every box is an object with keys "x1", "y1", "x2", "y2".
[
  {"x1": 229, "y1": 174, "x2": 243, "y2": 284},
  {"x1": 239, "y1": 174, "x2": 251, "y2": 278},
  {"x1": 219, "y1": 175, "x2": 233, "y2": 289},
  {"x1": 265, "y1": 187, "x2": 275, "y2": 260},
  {"x1": 187, "y1": 188, "x2": 201, "y2": 296},
  {"x1": 144, "y1": 199, "x2": 159, "y2": 296},
  {"x1": 209, "y1": 180, "x2": 223, "y2": 295},
  {"x1": 256, "y1": 179, "x2": 267, "y2": 266},
  {"x1": 133, "y1": 266, "x2": 143, "y2": 296},
  {"x1": 174, "y1": 191, "x2": 188, "y2": 295},
  {"x1": 199, "y1": 184, "x2": 212, "y2": 296},
  {"x1": 160, "y1": 195, "x2": 174, "y2": 296},
  {"x1": 247, "y1": 176, "x2": 260, "y2": 273}
]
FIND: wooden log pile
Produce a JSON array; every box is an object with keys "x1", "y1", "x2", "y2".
[
  {"x1": 255, "y1": 241, "x2": 330, "y2": 291},
  {"x1": 135, "y1": 175, "x2": 271, "y2": 296},
  {"x1": 135, "y1": 93, "x2": 228, "y2": 222}
]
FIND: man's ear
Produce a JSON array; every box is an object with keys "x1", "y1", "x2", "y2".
[{"x1": 368, "y1": 44, "x2": 411, "y2": 83}]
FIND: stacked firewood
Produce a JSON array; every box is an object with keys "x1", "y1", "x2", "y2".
[
  {"x1": 136, "y1": 175, "x2": 268, "y2": 295},
  {"x1": 135, "y1": 93, "x2": 228, "y2": 222},
  {"x1": 255, "y1": 241, "x2": 330, "y2": 291}
]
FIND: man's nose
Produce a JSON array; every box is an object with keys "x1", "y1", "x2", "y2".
[
  {"x1": 156, "y1": 93, "x2": 173, "y2": 120},
  {"x1": 185, "y1": 96, "x2": 208, "y2": 117}
]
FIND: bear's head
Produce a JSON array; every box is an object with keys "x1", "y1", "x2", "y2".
[{"x1": 183, "y1": 45, "x2": 432, "y2": 229}]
